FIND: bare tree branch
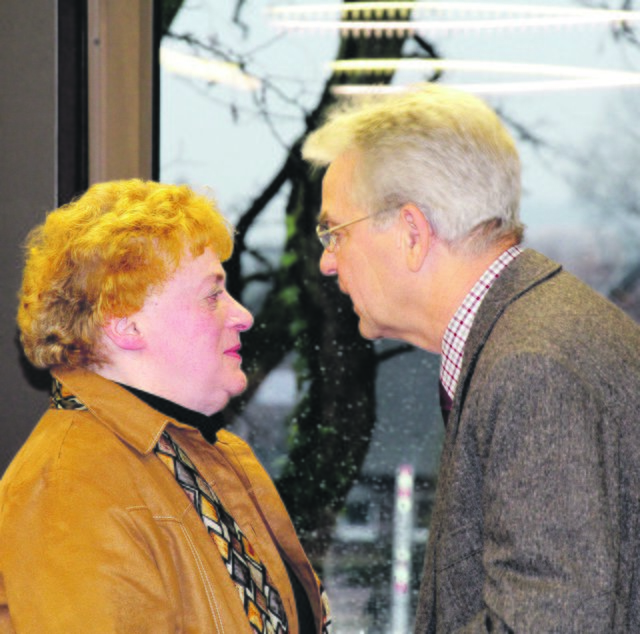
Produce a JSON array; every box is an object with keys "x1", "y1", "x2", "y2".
[{"x1": 232, "y1": 0, "x2": 250, "y2": 37}]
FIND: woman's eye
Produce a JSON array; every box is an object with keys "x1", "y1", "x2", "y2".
[{"x1": 207, "y1": 290, "x2": 223, "y2": 304}]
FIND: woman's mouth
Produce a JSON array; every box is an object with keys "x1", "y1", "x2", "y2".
[{"x1": 224, "y1": 344, "x2": 242, "y2": 359}]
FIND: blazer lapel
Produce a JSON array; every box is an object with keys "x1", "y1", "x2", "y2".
[
  {"x1": 417, "y1": 250, "x2": 563, "y2": 632},
  {"x1": 447, "y1": 250, "x2": 562, "y2": 443}
]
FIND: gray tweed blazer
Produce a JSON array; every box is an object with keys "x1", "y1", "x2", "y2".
[{"x1": 414, "y1": 249, "x2": 640, "y2": 633}]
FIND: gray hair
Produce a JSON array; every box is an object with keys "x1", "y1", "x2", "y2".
[{"x1": 302, "y1": 83, "x2": 524, "y2": 250}]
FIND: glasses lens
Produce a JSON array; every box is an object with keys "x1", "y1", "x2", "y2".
[{"x1": 316, "y1": 224, "x2": 330, "y2": 250}]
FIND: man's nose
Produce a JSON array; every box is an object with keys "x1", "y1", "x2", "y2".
[{"x1": 319, "y1": 249, "x2": 337, "y2": 276}]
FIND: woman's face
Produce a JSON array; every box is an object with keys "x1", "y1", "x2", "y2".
[{"x1": 129, "y1": 247, "x2": 253, "y2": 415}]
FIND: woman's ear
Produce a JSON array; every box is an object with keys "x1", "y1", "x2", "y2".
[
  {"x1": 401, "y1": 204, "x2": 431, "y2": 272},
  {"x1": 102, "y1": 316, "x2": 145, "y2": 351}
]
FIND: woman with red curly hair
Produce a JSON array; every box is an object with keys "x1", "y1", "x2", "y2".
[{"x1": 0, "y1": 179, "x2": 331, "y2": 634}]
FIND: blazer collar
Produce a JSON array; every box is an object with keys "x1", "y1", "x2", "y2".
[
  {"x1": 449, "y1": 249, "x2": 562, "y2": 426},
  {"x1": 51, "y1": 367, "x2": 198, "y2": 455}
]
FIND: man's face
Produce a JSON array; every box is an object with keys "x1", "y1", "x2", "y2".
[
  {"x1": 318, "y1": 152, "x2": 401, "y2": 341},
  {"x1": 132, "y1": 248, "x2": 253, "y2": 414}
]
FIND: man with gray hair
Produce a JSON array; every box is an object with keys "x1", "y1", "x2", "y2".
[{"x1": 302, "y1": 83, "x2": 640, "y2": 632}]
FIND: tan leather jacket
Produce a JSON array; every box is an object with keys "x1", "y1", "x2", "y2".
[{"x1": 0, "y1": 368, "x2": 325, "y2": 633}]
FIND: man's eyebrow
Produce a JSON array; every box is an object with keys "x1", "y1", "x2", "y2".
[{"x1": 317, "y1": 210, "x2": 331, "y2": 224}]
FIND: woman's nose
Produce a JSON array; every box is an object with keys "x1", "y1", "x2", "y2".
[{"x1": 229, "y1": 297, "x2": 254, "y2": 331}]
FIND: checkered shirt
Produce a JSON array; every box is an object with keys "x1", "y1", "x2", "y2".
[{"x1": 440, "y1": 245, "x2": 522, "y2": 401}]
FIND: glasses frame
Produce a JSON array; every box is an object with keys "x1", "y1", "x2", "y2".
[{"x1": 316, "y1": 213, "x2": 378, "y2": 252}]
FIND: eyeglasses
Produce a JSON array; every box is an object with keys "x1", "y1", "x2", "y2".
[{"x1": 316, "y1": 213, "x2": 379, "y2": 252}]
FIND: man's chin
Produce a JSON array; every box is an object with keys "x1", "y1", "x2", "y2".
[{"x1": 357, "y1": 320, "x2": 381, "y2": 341}]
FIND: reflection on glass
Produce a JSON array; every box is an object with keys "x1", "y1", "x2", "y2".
[{"x1": 159, "y1": 1, "x2": 640, "y2": 629}]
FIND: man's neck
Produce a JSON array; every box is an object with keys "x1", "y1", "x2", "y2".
[{"x1": 417, "y1": 239, "x2": 519, "y2": 353}]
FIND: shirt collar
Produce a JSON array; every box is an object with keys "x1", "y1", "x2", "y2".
[{"x1": 440, "y1": 245, "x2": 522, "y2": 400}]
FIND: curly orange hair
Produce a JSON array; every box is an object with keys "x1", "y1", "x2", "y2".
[{"x1": 18, "y1": 179, "x2": 234, "y2": 369}]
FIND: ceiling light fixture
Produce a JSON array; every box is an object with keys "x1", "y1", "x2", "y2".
[
  {"x1": 160, "y1": 47, "x2": 261, "y2": 91},
  {"x1": 267, "y1": 2, "x2": 640, "y2": 37},
  {"x1": 329, "y1": 59, "x2": 640, "y2": 95}
]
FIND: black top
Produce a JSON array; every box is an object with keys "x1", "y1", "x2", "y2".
[{"x1": 119, "y1": 383, "x2": 225, "y2": 444}]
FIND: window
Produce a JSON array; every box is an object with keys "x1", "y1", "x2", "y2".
[{"x1": 158, "y1": 2, "x2": 640, "y2": 629}]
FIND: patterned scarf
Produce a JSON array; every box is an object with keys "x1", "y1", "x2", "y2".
[{"x1": 155, "y1": 430, "x2": 289, "y2": 633}]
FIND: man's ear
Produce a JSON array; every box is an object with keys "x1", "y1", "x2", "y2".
[
  {"x1": 401, "y1": 204, "x2": 431, "y2": 272},
  {"x1": 102, "y1": 316, "x2": 145, "y2": 351}
]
